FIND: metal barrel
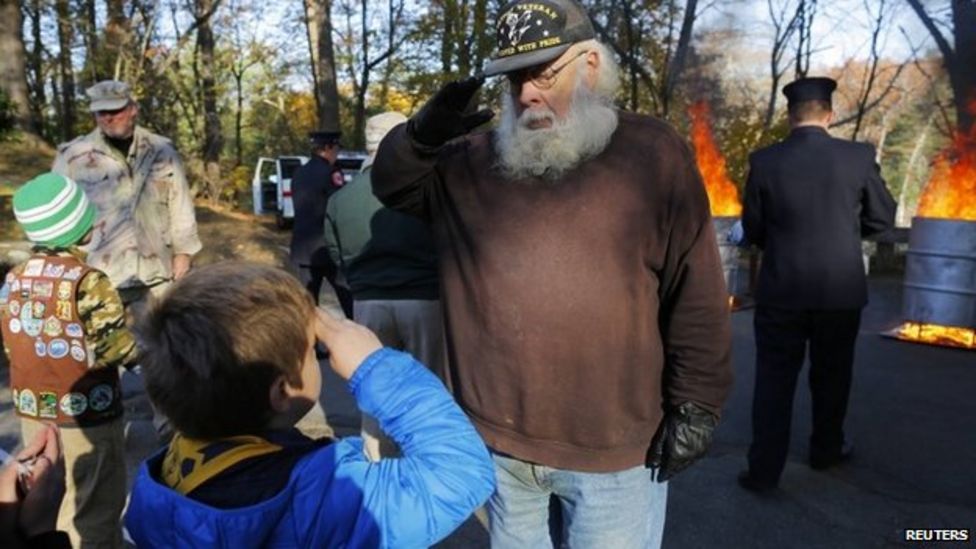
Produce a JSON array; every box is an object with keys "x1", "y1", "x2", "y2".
[
  {"x1": 902, "y1": 217, "x2": 976, "y2": 329},
  {"x1": 712, "y1": 216, "x2": 740, "y2": 295}
]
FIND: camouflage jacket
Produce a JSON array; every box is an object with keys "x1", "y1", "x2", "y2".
[
  {"x1": 53, "y1": 126, "x2": 202, "y2": 290},
  {"x1": 1, "y1": 247, "x2": 139, "y2": 371}
]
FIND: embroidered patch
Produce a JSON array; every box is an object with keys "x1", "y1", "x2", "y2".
[
  {"x1": 7, "y1": 300, "x2": 20, "y2": 316},
  {"x1": 55, "y1": 301, "x2": 72, "y2": 321},
  {"x1": 88, "y1": 384, "x2": 114, "y2": 412},
  {"x1": 22, "y1": 318, "x2": 43, "y2": 338},
  {"x1": 43, "y1": 317, "x2": 63, "y2": 338},
  {"x1": 48, "y1": 339, "x2": 69, "y2": 359},
  {"x1": 20, "y1": 279, "x2": 32, "y2": 299},
  {"x1": 8, "y1": 318, "x2": 21, "y2": 334},
  {"x1": 38, "y1": 392, "x2": 58, "y2": 419},
  {"x1": 57, "y1": 281, "x2": 72, "y2": 300},
  {"x1": 31, "y1": 281, "x2": 53, "y2": 299},
  {"x1": 35, "y1": 339, "x2": 47, "y2": 357},
  {"x1": 32, "y1": 301, "x2": 46, "y2": 319},
  {"x1": 62, "y1": 266, "x2": 83, "y2": 281},
  {"x1": 42, "y1": 263, "x2": 65, "y2": 278},
  {"x1": 23, "y1": 259, "x2": 45, "y2": 277},
  {"x1": 19, "y1": 389, "x2": 38, "y2": 416},
  {"x1": 59, "y1": 393, "x2": 87, "y2": 417},
  {"x1": 65, "y1": 323, "x2": 83, "y2": 338},
  {"x1": 70, "y1": 341, "x2": 86, "y2": 362}
]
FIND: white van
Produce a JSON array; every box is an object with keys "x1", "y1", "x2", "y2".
[{"x1": 252, "y1": 152, "x2": 367, "y2": 228}]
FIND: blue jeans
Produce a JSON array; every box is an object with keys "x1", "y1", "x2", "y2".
[{"x1": 487, "y1": 452, "x2": 668, "y2": 549}]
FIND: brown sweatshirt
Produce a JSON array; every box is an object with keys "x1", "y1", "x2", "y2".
[{"x1": 372, "y1": 111, "x2": 733, "y2": 472}]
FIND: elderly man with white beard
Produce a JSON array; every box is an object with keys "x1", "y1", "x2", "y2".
[{"x1": 372, "y1": 1, "x2": 732, "y2": 546}]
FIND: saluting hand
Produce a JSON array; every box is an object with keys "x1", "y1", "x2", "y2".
[
  {"x1": 409, "y1": 76, "x2": 495, "y2": 149},
  {"x1": 314, "y1": 307, "x2": 383, "y2": 381}
]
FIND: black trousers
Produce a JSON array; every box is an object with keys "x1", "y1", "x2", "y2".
[{"x1": 747, "y1": 306, "x2": 861, "y2": 484}]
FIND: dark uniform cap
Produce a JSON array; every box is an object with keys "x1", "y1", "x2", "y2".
[
  {"x1": 484, "y1": 0, "x2": 596, "y2": 77},
  {"x1": 308, "y1": 131, "x2": 342, "y2": 146},
  {"x1": 783, "y1": 77, "x2": 837, "y2": 104}
]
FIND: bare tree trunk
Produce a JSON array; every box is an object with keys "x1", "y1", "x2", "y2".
[
  {"x1": 25, "y1": 0, "x2": 46, "y2": 136},
  {"x1": 896, "y1": 114, "x2": 934, "y2": 227},
  {"x1": 79, "y1": 0, "x2": 99, "y2": 83},
  {"x1": 304, "y1": 0, "x2": 341, "y2": 131},
  {"x1": 662, "y1": 0, "x2": 698, "y2": 117},
  {"x1": 762, "y1": 0, "x2": 802, "y2": 131},
  {"x1": 0, "y1": 0, "x2": 35, "y2": 132},
  {"x1": 907, "y1": 0, "x2": 976, "y2": 135},
  {"x1": 197, "y1": 0, "x2": 223, "y2": 204},
  {"x1": 56, "y1": 0, "x2": 76, "y2": 141},
  {"x1": 105, "y1": 0, "x2": 129, "y2": 80}
]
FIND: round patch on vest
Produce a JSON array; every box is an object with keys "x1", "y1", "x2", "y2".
[
  {"x1": 88, "y1": 384, "x2": 114, "y2": 412},
  {"x1": 65, "y1": 323, "x2": 83, "y2": 338},
  {"x1": 7, "y1": 300, "x2": 20, "y2": 316},
  {"x1": 59, "y1": 393, "x2": 87, "y2": 417},
  {"x1": 19, "y1": 389, "x2": 37, "y2": 416},
  {"x1": 70, "y1": 342, "x2": 86, "y2": 362},
  {"x1": 48, "y1": 339, "x2": 69, "y2": 359},
  {"x1": 43, "y1": 317, "x2": 63, "y2": 338},
  {"x1": 22, "y1": 318, "x2": 43, "y2": 338},
  {"x1": 34, "y1": 339, "x2": 47, "y2": 357},
  {"x1": 8, "y1": 318, "x2": 21, "y2": 334}
]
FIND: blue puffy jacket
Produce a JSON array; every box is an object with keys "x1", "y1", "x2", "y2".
[{"x1": 124, "y1": 348, "x2": 495, "y2": 548}]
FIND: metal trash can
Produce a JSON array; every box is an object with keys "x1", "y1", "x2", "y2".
[{"x1": 902, "y1": 217, "x2": 976, "y2": 329}]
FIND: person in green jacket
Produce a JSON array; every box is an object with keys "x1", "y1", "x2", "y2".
[{"x1": 324, "y1": 112, "x2": 445, "y2": 460}]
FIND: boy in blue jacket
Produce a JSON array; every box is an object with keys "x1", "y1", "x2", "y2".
[{"x1": 124, "y1": 261, "x2": 494, "y2": 548}]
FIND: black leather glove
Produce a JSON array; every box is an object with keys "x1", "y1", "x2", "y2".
[
  {"x1": 408, "y1": 76, "x2": 495, "y2": 149},
  {"x1": 648, "y1": 401, "x2": 719, "y2": 482}
]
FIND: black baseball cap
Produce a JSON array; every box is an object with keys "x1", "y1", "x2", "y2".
[
  {"x1": 783, "y1": 77, "x2": 837, "y2": 104},
  {"x1": 484, "y1": 0, "x2": 596, "y2": 77}
]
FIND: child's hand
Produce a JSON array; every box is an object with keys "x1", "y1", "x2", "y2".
[
  {"x1": 0, "y1": 424, "x2": 65, "y2": 541},
  {"x1": 315, "y1": 308, "x2": 382, "y2": 380}
]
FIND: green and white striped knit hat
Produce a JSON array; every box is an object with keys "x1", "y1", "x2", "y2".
[{"x1": 13, "y1": 173, "x2": 96, "y2": 248}]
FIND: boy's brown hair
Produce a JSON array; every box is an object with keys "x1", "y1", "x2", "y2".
[{"x1": 136, "y1": 261, "x2": 315, "y2": 439}]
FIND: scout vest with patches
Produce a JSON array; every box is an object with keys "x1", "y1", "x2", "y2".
[{"x1": 0, "y1": 255, "x2": 122, "y2": 426}]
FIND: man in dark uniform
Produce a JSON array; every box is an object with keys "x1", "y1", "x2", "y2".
[
  {"x1": 289, "y1": 131, "x2": 353, "y2": 317},
  {"x1": 738, "y1": 77, "x2": 896, "y2": 493}
]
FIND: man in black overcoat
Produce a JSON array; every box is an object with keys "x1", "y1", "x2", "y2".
[
  {"x1": 289, "y1": 131, "x2": 353, "y2": 317},
  {"x1": 738, "y1": 77, "x2": 896, "y2": 493}
]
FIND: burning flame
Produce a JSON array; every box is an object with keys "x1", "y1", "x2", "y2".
[
  {"x1": 916, "y1": 100, "x2": 976, "y2": 221},
  {"x1": 896, "y1": 322, "x2": 975, "y2": 349},
  {"x1": 689, "y1": 101, "x2": 742, "y2": 217}
]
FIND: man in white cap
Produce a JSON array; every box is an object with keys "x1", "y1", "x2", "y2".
[
  {"x1": 52, "y1": 80, "x2": 202, "y2": 307},
  {"x1": 52, "y1": 80, "x2": 202, "y2": 442},
  {"x1": 372, "y1": 0, "x2": 733, "y2": 546},
  {"x1": 324, "y1": 111, "x2": 444, "y2": 460}
]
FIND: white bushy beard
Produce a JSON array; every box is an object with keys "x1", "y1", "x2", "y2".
[{"x1": 494, "y1": 76, "x2": 618, "y2": 182}]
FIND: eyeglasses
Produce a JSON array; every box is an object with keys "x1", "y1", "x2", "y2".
[{"x1": 507, "y1": 50, "x2": 590, "y2": 91}]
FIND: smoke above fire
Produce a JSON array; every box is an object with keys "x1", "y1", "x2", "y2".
[
  {"x1": 916, "y1": 99, "x2": 976, "y2": 221},
  {"x1": 688, "y1": 101, "x2": 743, "y2": 217}
]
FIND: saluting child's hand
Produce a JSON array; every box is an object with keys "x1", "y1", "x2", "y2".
[{"x1": 314, "y1": 308, "x2": 383, "y2": 380}]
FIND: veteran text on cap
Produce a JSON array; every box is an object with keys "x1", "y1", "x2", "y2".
[{"x1": 484, "y1": 0, "x2": 596, "y2": 77}]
